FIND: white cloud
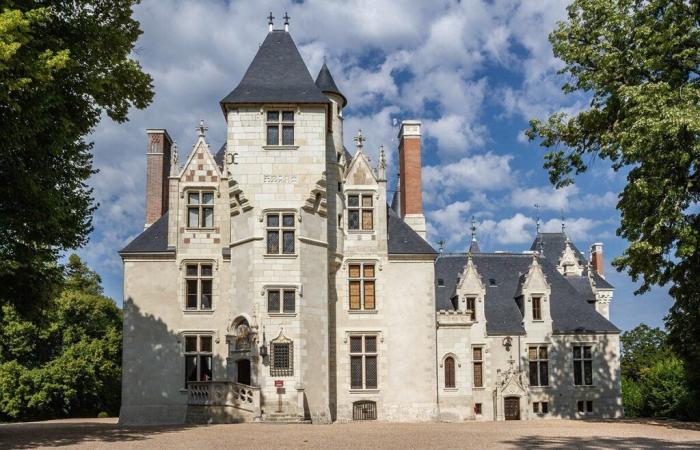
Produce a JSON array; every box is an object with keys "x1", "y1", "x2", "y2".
[
  {"x1": 481, "y1": 213, "x2": 536, "y2": 245},
  {"x1": 541, "y1": 217, "x2": 602, "y2": 242}
]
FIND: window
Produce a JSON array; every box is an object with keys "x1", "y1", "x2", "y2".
[
  {"x1": 184, "y1": 335, "x2": 212, "y2": 387},
  {"x1": 185, "y1": 262, "x2": 213, "y2": 310},
  {"x1": 444, "y1": 356, "x2": 456, "y2": 388},
  {"x1": 266, "y1": 212, "x2": 295, "y2": 255},
  {"x1": 474, "y1": 403, "x2": 482, "y2": 415},
  {"x1": 466, "y1": 296, "x2": 476, "y2": 321},
  {"x1": 270, "y1": 337, "x2": 293, "y2": 376},
  {"x1": 350, "y1": 335, "x2": 378, "y2": 390},
  {"x1": 267, "y1": 289, "x2": 296, "y2": 314},
  {"x1": 353, "y1": 401, "x2": 377, "y2": 420},
  {"x1": 473, "y1": 347, "x2": 483, "y2": 388},
  {"x1": 437, "y1": 278, "x2": 445, "y2": 287},
  {"x1": 528, "y1": 346, "x2": 549, "y2": 386},
  {"x1": 187, "y1": 190, "x2": 214, "y2": 228},
  {"x1": 533, "y1": 401, "x2": 549, "y2": 414},
  {"x1": 573, "y1": 345, "x2": 593, "y2": 386},
  {"x1": 532, "y1": 296, "x2": 542, "y2": 320},
  {"x1": 266, "y1": 110, "x2": 294, "y2": 146},
  {"x1": 348, "y1": 193, "x2": 374, "y2": 230},
  {"x1": 577, "y1": 400, "x2": 593, "y2": 413},
  {"x1": 348, "y1": 263, "x2": 375, "y2": 310}
]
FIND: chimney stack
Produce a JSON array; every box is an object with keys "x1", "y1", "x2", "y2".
[
  {"x1": 145, "y1": 129, "x2": 172, "y2": 228},
  {"x1": 590, "y1": 242, "x2": 604, "y2": 278},
  {"x1": 398, "y1": 120, "x2": 427, "y2": 239}
]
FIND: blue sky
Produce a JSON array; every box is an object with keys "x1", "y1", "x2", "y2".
[{"x1": 80, "y1": 0, "x2": 673, "y2": 332}]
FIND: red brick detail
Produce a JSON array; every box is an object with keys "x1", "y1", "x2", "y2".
[
  {"x1": 197, "y1": 152, "x2": 203, "y2": 159},
  {"x1": 183, "y1": 238, "x2": 190, "y2": 244},
  {"x1": 211, "y1": 176, "x2": 218, "y2": 182},
  {"x1": 399, "y1": 136, "x2": 423, "y2": 217},
  {"x1": 198, "y1": 175, "x2": 206, "y2": 182},
  {"x1": 214, "y1": 238, "x2": 220, "y2": 244},
  {"x1": 206, "y1": 170, "x2": 213, "y2": 176},
  {"x1": 145, "y1": 130, "x2": 172, "y2": 226},
  {"x1": 186, "y1": 175, "x2": 193, "y2": 182},
  {"x1": 198, "y1": 164, "x2": 204, "y2": 170},
  {"x1": 591, "y1": 244, "x2": 605, "y2": 277}
]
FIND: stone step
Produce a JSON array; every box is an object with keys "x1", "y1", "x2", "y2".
[{"x1": 261, "y1": 413, "x2": 310, "y2": 424}]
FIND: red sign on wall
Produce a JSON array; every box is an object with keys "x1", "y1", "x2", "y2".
[{"x1": 274, "y1": 380, "x2": 284, "y2": 388}]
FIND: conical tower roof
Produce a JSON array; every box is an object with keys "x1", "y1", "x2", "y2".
[
  {"x1": 220, "y1": 30, "x2": 329, "y2": 108},
  {"x1": 315, "y1": 63, "x2": 347, "y2": 107}
]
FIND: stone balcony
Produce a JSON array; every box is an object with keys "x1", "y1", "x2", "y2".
[{"x1": 186, "y1": 381, "x2": 262, "y2": 424}]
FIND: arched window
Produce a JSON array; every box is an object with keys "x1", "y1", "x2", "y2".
[{"x1": 444, "y1": 356, "x2": 456, "y2": 388}]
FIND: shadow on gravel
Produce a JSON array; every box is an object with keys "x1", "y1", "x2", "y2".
[
  {"x1": 591, "y1": 418, "x2": 700, "y2": 432},
  {"x1": 502, "y1": 435, "x2": 700, "y2": 450},
  {"x1": 0, "y1": 421, "x2": 197, "y2": 448}
]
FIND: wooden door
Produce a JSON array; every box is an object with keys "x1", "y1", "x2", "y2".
[{"x1": 504, "y1": 397, "x2": 520, "y2": 420}]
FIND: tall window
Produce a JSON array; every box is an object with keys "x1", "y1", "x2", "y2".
[
  {"x1": 532, "y1": 296, "x2": 542, "y2": 320},
  {"x1": 266, "y1": 212, "x2": 295, "y2": 255},
  {"x1": 187, "y1": 190, "x2": 214, "y2": 228},
  {"x1": 444, "y1": 356, "x2": 456, "y2": 388},
  {"x1": 266, "y1": 110, "x2": 294, "y2": 146},
  {"x1": 267, "y1": 289, "x2": 296, "y2": 314},
  {"x1": 270, "y1": 336, "x2": 293, "y2": 376},
  {"x1": 529, "y1": 346, "x2": 549, "y2": 386},
  {"x1": 348, "y1": 263, "x2": 375, "y2": 310},
  {"x1": 185, "y1": 262, "x2": 213, "y2": 310},
  {"x1": 184, "y1": 335, "x2": 212, "y2": 386},
  {"x1": 473, "y1": 347, "x2": 483, "y2": 388},
  {"x1": 573, "y1": 345, "x2": 593, "y2": 386},
  {"x1": 350, "y1": 335, "x2": 378, "y2": 389},
  {"x1": 348, "y1": 194, "x2": 373, "y2": 230},
  {"x1": 466, "y1": 297, "x2": 476, "y2": 321}
]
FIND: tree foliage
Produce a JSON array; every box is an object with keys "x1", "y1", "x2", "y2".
[
  {"x1": 527, "y1": 0, "x2": 700, "y2": 397},
  {"x1": 620, "y1": 324, "x2": 668, "y2": 381},
  {"x1": 0, "y1": 1, "x2": 153, "y2": 315},
  {"x1": 0, "y1": 255, "x2": 122, "y2": 421}
]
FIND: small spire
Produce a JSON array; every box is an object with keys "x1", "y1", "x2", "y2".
[
  {"x1": 534, "y1": 203, "x2": 541, "y2": 234},
  {"x1": 561, "y1": 210, "x2": 566, "y2": 234},
  {"x1": 283, "y1": 12, "x2": 290, "y2": 32},
  {"x1": 353, "y1": 129, "x2": 366, "y2": 153},
  {"x1": 196, "y1": 119, "x2": 208, "y2": 138},
  {"x1": 438, "y1": 239, "x2": 445, "y2": 255},
  {"x1": 170, "y1": 142, "x2": 178, "y2": 176},
  {"x1": 377, "y1": 145, "x2": 387, "y2": 180},
  {"x1": 267, "y1": 12, "x2": 274, "y2": 32},
  {"x1": 471, "y1": 216, "x2": 477, "y2": 241}
]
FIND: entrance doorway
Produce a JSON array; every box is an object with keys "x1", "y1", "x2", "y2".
[
  {"x1": 237, "y1": 359, "x2": 251, "y2": 385},
  {"x1": 504, "y1": 397, "x2": 520, "y2": 420}
]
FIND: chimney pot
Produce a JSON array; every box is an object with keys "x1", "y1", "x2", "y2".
[{"x1": 590, "y1": 242, "x2": 604, "y2": 278}]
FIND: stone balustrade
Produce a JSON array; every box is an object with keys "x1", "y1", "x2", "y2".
[{"x1": 187, "y1": 381, "x2": 261, "y2": 414}]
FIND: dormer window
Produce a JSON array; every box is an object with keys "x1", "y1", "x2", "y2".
[
  {"x1": 532, "y1": 296, "x2": 542, "y2": 320},
  {"x1": 348, "y1": 193, "x2": 373, "y2": 231},
  {"x1": 266, "y1": 110, "x2": 294, "y2": 146},
  {"x1": 187, "y1": 190, "x2": 214, "y2": 228}
]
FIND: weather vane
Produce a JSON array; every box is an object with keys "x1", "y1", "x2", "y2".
[
  {"x1": 534, "y1": 203, "x2": 541, "y2": 234},
  {"x1": 354, "y1": 129, "x2": 366, "y2": 152},
  {"x1": 196, "y1": 120, "x2": 208, "y2": 138},
  {"x1": 267, "y1": 12, "x2": 274, "y2": 31},
  {"x1": 284, "y1": 12, "x2": 290, "y2": 32}
]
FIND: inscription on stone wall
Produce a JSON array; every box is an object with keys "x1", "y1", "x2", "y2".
[{"x1": 264, "y1": 175, "x2": 298, "y2": 184}]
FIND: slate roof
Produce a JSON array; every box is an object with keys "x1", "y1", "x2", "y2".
[
  {"x1": 531, "y1": 232, "x2": 613, "y2": 289},
  {"x1": 468, "y1": 239, "x2": 481, "y2": 254},
  {"x1": 220, "y1": 31, "x2": 329, "y2": 106},
  {"x1": 315, "y1": 63, "x2": 347, "y2": 107},
  {"x1": 120, "y1": 212, "x2": 172, "y2": 254},
  {"x1": 387, "y1": 206, "x2": 436, "y2": 255},
  {"x1": 435, "y1": 253, "x2": 619, "y2": 334},
  {"x1": 214, "y1": 143, "x2": 226, "y2": 168}
]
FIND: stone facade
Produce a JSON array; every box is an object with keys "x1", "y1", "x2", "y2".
[{"x1": 119, "y1": 28, "x2": 622, "y2": 426}]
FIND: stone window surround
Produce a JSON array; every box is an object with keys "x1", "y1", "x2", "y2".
[
  {"x1": 528, "y1": 344, "x2": 550, "y2": 387},
  {"x1": 261, "y1": 208, "x2": 299, "y2": 257},
  {"x1": 346, "y1": 191, "x2": 374, "y2": 232},
  {"x1": 344, "y1": 330, "x2": 384, "y2": 394},
  {"x1": 345, "y1": 259, "x2": 380, "y2": 313},
  {"x1": 176, "y1": 329, "x2": 217, "y2": 392},
  {"x1": 178, "y1": 259, "x2": 218, "y2": 314},
  {"x1": 572, "y1": 342, "x2": 597, "y2": 387},
  {"x1": 181, "y1": 186, "x2": 219, "y2": 231},
  {"x1": 342, "y1": 188, "x2": 378, "y2": 237},
  {"x1": 527, "y1": 293, "x2": 547, "y2": 322},
  {"x1": 348, "y1": 333, "x2": 380, "y2": 392},
  {"x1": 261, "y1": 284, "x2": 302, "y2": 317},
  {"x1": 440, "y1": 353, "x2": 460, "y2": 391},
  {"x1": 472, "y1": 345, "x2": 485, "y2": 389},
  {"x1": 261, "y1": 106, "x2": 300, "y2": 150}
]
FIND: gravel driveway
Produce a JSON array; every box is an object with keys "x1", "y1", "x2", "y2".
[{"x1": 1, "y1": 418, "x2": 699, "y2": 449}]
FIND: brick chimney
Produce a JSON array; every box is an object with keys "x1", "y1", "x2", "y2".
[
  {"x1": 398, "y1": 120, "x2": 426, "y2": 239},
  {"x1": 590, "y1": 242, "x2": 604, "y2": 278},
  {"x1": 145, "y1": 129, "x2": 172, "y2": 228}
]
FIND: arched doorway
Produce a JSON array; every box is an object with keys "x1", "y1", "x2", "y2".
[
  {"x1": 504, "y1": 396, "x2": 520, "y2": 420},
  {"x1": 237, "y1": 359, "x2": 251, "y2": 385}
]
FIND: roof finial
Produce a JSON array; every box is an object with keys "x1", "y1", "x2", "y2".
[
  {"x1": 170, "y1": 142, "x2": 178, "y2": 176},
  {"x1": 534, "y1": 203, "x2": 541, "y2": 234},
  {"x1": 283, "y1": 12, "x2": 290, "y2": 32},
  {"x1": 354, "y1": 129, "x2": 365, "y2": 153},
  {"x1": 470, "y1": 215, "x2": 477, "y2": 242},
  {"x1": 196, "y1": 119, "x2": 208, "y2": 138},
  {"x1": 377, "y1": 145, "x2": 387, "y2": 180},
  {"x1": 438, "y1": 239, "x2": 445, "y2": 255},
  {"x1": 561, "y1": 210, "x2": 566, "y2": 234},
  {"x1": 267, "y1": 12, "x2": 274, "y2": 32}
]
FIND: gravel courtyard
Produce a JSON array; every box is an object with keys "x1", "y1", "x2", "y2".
[{"x1": 1, "y1": 418, "x2": 699, "y2": 449}]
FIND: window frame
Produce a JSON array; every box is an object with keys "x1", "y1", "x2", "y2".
[
  {"x1": 266, "y1": 288, "x2": 297, "y2": 315},
  {"x1": 444, "y1": 356, "x2": 456, "y2": 389},
  {"x1": 265, "y1": 110, "x2": 295, "y2": 147},
  {"x1": 349, "y1": 334, "x2": 378, "y2": 390},
  {"x1": 265, "y1": 212, "x2": 296, "y2": 256},
  {"x1": 184, "y1": 261, "x2": 214, "y2": 311},
  {"x1": 528, "y1": 345, "x2": 549, "y2": 387},
  {"x1": 466, "y1": 296, "x2": 477, "y2": 321},
  {"x1": 183, "y1": 334, "x2": 213, "y2": 387},
  {"x1": 472, "y1": 346, "x2": 484, "y2": 388},
  {"x1": 348, "y1": 262, "x2": 376, "y2": 311},
  {"x1": 573, "y1": 345, "x2": 594, "y2": 386},
  {"x1": 270, "y1": 336, "x2": 294, "y2": 377},
  {"x1": 347, "y1": 192, "x2": 375, "y2": 231},
  {"x1": 532, "y1": 296, "x2": 542, "y2": 321},
  {"x1": 186, "y1": 189, "x2": 215, "y2": 229}
]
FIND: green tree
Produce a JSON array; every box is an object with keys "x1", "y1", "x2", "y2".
[
  {"x1": 620, "y1": 324, "x2": 668, "y2": 381},
  {"x1": 0, "y1": 255, "x2": 122, "y2": 421},
  {"x1": 641, "y1": 356, "x2": 690, "y2": 419},
  {"x1": 0, "y1": 1, "x2": 153, "y2": 315},
  {"x1": 527, "y1": 0, "x2": 700, "y2": 399},
  {"x1": 621, "y1": 377, "x2": 645, "y2": 417}
]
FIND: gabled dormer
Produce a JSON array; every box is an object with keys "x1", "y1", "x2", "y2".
[
  {"x1": 557, "y1": 239, "x2": 584, "y2": 277},
  {"x1": 453, "y1": 255, "x2": 486, "y2": 324},
  {"x1": 517, "y1": 256, "x2": 553, "y2": 328},
  {"x1": 343, "y1": 134, "x2": 381, "y2": 234}
]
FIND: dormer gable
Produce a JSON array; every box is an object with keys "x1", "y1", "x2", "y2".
[
  {"x1": 177, "y1": 136, "x2": 222, "y2": 184},
  {"x1": 345, "y1": 149, "x2": 378, "y2": 187},
  {"x1": 518, "y1": 256, "x2": 552, "y2": 325},
  {"x1": 557, "y1": 240, "x2": 584, "y2": 277},
  {"x1": 453, "y1": 256, "x2": 486, "y2": 322}
]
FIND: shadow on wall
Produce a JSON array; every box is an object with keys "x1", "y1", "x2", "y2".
[
  {"x1": 120, "y1": 298, "x2": 233, "y2": 425},
  {"x1": 521, "y1": 333, "x2": 620, "y2": 419},
  {"x1": 500, "y1": 434, "x2": 700, "y2": 449}
]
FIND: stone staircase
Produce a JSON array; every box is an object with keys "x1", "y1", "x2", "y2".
[{"x1": 261, "y1": 412, "x2": 310, "y2": 424}]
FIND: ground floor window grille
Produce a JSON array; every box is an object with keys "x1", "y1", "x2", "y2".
[
  {"x1": 270, "y1": 334, "x2": 293, "y2": 376},
  {"x1": 578, "y1": 400, "x2": 593, "y2": 413},
  {"x1": 353, "y1": 401, "x2": 377, "y2": 420}
]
